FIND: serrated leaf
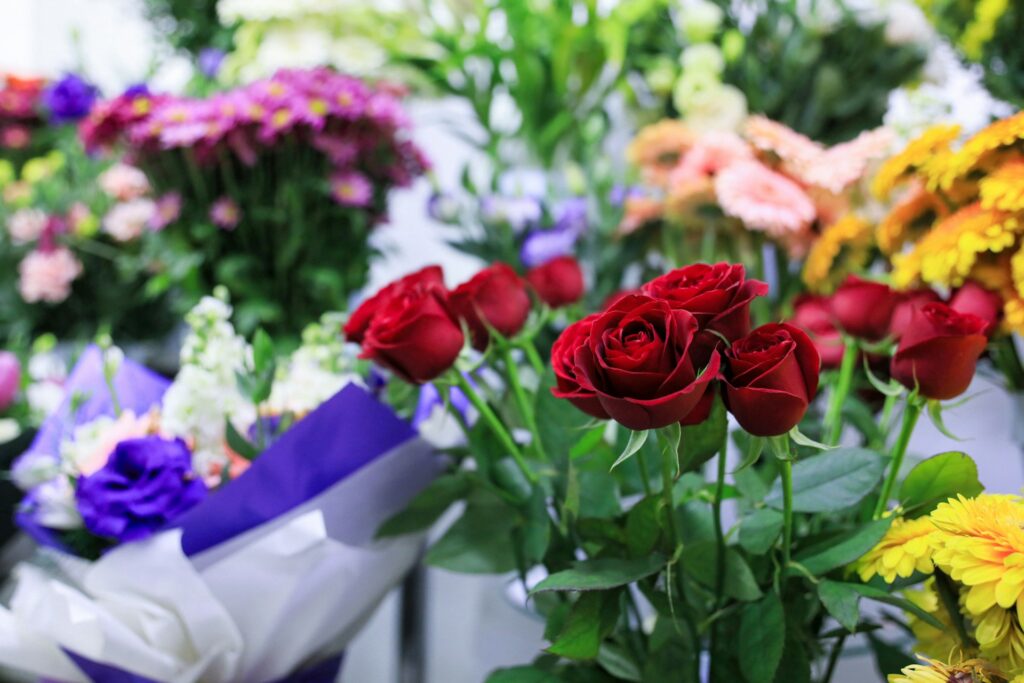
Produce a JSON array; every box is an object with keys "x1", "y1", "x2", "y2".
[
  {"x1": 681, "y1": 540, "x2": 762, "y2": 602},
  {"x1": 899, "y1": 451, "x2": 983, "y2": 516},
  {"x1": 793, "y1": 518, "x2": 892, "y2": 576},
  {"x1": 611, "y1": 429, "x2": 649, "y2": 471},
  {"x1": 817, "y1": 580, "x2": 946, "y2": 632},
  {"x1": 738, "y1": 592, "x2": 785, "y2": 683},
  {"x1": 765, "y1": 448, "x2": 886, "y2": 513},
  {"x1": 548, "y1": 591, "x2": 620, "y2": 660},
  {"x1": 597, "y1": 643, "x2": 642, "y2": 681},
  {"x1": 818, "y1": 580, "x2": 862, "y2": 632},
  {"x1": 738, "y1": 508, "x2": 784, "y2": 555},
  {"x1": 531, "y1": 556, "x2": 666, "y2": 594}
]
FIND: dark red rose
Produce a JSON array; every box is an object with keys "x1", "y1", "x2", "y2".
[
  {"x1": 527, "y1": 256, "x2": 585, "y2": 308},
  {"x1": 552, "y1": 294, "x2": 720, "y2": 430},
  {"x1": 602, "y1": 288, "x2": 641, "y2": 310},
  {"x1": 450, "y1": 263, "x2": 531, "y2": 350},
  {"x1": 890, "y1": 302, "x2": 988, "y2": 400},
  {"x1": 890, "y1": 288, "x2": 942, "y2": 340},
  {"x1": 344, "y1": 265, "x2": 445, "y2": 345},
  {"x1": 949, "y1": 282, "x2": 1003, "y2": 335},
  {"x1": 831, "y1": 276, "x2": 897, "y2": 341},
  {"x1": 357, "y1": 270, "x2": 465, "y2": 384},
  {"x1": 641, "y1": 262, "x2": 768, "y2": 364},
  {"x1": 550, "y1": 314, "x2": 609, "y2": 420},
  {"x1": 722, "y1": 323, "x2": 820, "y2": 437},
  {"x1": 790, "y1": 294, "x2": 845, "y2": 370}
]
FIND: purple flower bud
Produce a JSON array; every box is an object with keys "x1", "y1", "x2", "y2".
[
  {"x1": 197, "y1": 48, "x2": 227, "y2": 79},
  {"x1": 44, "y1": 74, "x2": 98, "y2": 124}
]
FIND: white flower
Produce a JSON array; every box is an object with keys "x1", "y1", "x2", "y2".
[
  {"x1": 11, "y1": 452, "x2": 59, "y2": 490},
  {"x1": 7, "y1": 208, "x2": 47, "y2": 245},
  {"x1": 98, "y1": 163, "x2": 150, "y2": 201},
  {"x1": 680, "y1": 44, "x2": 725, "y2": 77},
  {"x1": 882, "y1": 1, "x2": 934, "y2": 45},
  {"x1": 103, "y1": 199, "x2": 156, "y2": 242},
  {"x1": 0, "y1": 418, "x2": 20, "y2": 443},
  {"x1": 676, "y1": 0, "x2": 724, "y2": 43},
  {"x1": 329, "y1": 36, "x2": 388, "y2": 77},
  {"x1": 28, "y1": 477, "x2": 81, "y2": 529},
  {"x1": 681, "y1": 83, "x2": 748, "y2": 134}
]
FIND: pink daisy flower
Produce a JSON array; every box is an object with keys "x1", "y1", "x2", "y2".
[
  {"x1": 715, "y1": 161, "x2": 816, "y2": 237},
  {"x1": 330, "y1": 171, "x2": 373, "y2": 207},
  {"x1": 18, "y1": 247, "x2": 83, "y2": 304},
  {"x1": 149, "y1": 193, "x2": 182, "y2": 231},
  {"x1": 799, "y1": 127, "x2": 895, "y2": 194},
  {"x1": 209, "y1": 197, "x2": 241, "y2": 230}
]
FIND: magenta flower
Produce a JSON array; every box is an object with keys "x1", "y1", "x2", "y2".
[
  {"x1": 330, "y1": 171, "x2": 373, "y2": 207},
  {"x1": 150, "y1": 193, "x2": 182, "y2": 231},
  {"x1": 209, "y1": 197, "x2": 241, "y2": 230}
]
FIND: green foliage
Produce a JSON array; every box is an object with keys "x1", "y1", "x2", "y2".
[
  {"x1": 738, "y1": 593, "x2": 785, "y2": 683},
  {"x1": 899, "y1": 451, "x2": 984, "y2": 517},
  {"x1": 764, "y1": 448, "x2": 886, "y2": 513},
  {"x1": 532, "y1": 557, "x2": 666, "y2": 594}
]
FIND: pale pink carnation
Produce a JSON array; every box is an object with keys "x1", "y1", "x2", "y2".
[
  {"x1": 103, "y1": 199, "x2": 156, "y2": 242},
  {"x1": 18, "y1": 248, "x2": 83, "y2": 304},
  {"x1": 715, "y1": 161, "x2": 816, "y2": 237},
  {"x1": 668, "y1": 131, "x2": 754, "y2": 199},
  {"x1": 98, "y1": 163, "x2": 151, "y2": 201},
  {"x1": 7, "y1": 208, "x2": 48, "y2": 245},
  {"x1": 798, "y1": 127, "x2": 896, "y2": 193}
]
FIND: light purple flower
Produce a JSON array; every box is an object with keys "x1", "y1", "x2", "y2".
[
  {"x1": 197, "y1": 48, "x2": 226, "y2": 79},
  {"x1": 413, "y1": 380, "x2": 473, "y2": 429},
  {"x1": 149, "y1": 193, "x2": 182, "y2": 231},
  {"x1": 209, "y1": 197, "x2": 241, "y2": 230},
  {"x1": 480, "y1": 195, "x2": 542, "y2": 233},
  {"x1": 520, "y1": 228, "x2": 580, "y2": 269},
  {"x1": 427, "y1": 192, "x2": 460, "y2": 223},
  {"x1": 330, "y1": 171, "x2": 373, "y2": 207}
]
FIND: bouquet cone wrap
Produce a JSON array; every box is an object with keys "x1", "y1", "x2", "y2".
[{"x1": 1, "y1": 349, "x2": 441, "y2": 682}]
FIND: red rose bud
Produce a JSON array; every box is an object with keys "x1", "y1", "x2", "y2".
[
  {"x1": 722, "y1": 323, "x2": 820, "y2": 437},
  {"x1": 450, "y1": 263, "x2": 531, "y2": 350},
  {"x1": 552, "y1": 294, "x2": 720, "y2": 430},
  {"x1": 526, "y1": 256, "x2": 585, "y2": 308},
  {"x1": 890, "y1": 288, "x2": 942, "y2": 340},
  {"x1": 345, "y1": 265, "x2": 445, "y2": 345},
  {"x1": 949, "y1": 282, "x2": 1003, "y2": 335},
  {"x1": 642, "y1": 262, "x2": 768, "y2": 365},
  {"x1": 550, "y1": 313, "x2": 609, "y2": 420},
  {"x1": 790, "y1": 294, "x2": 845, "y2": 369},
  {"x1": 358, "y1": 270, "x2": 465, "y2": 384},
  {"x1": 890, "y1": 302, "x2": 988, "y2": 400},
  {"x1": 831, "y1": 276, "x2": 897, "y2": 341}
]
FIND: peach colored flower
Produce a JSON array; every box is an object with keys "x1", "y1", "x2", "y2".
[
  {"x1": 98, "y1": 163, "x2": 150, "y2": 201},
  {"x1": 619, "y1": 195, "x2": 665, "y2": 235},
  {"x1": 799, "y1": 127, "x2": 896, "y2": 194},
  {"x1": 208, "y1": 444, "x2": 252, "y2": 487},
  {"x1": 6, "y1": 208, "x2": 47, "y2": 244},
  {"x1": 745, "y1": 116, "x2": 823, "y2": 169},
  {"x1": 103, "y1": 199, "x2": 156, "y2": 242},
  {"x1": 666, "y1": 132, "x2": 753, "y2": 217},
  {"x1": 76, "y1": 410, "x2": 162, "y2": 476},
  {"x1": 715, "y1": 161, "x2": 816, "y2": 237},
  {"x1": 627, "y1": 120, "x2": 696, "y2": 187},
  {"x1": 18, "y1": 247, "x2": 82, "y2": 304}
]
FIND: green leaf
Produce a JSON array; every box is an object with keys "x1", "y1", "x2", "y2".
[
  {"x1": 426, "y1": 500, "x2": 519, "y2": 574},
  {"x1": 252, "y1": 328, "x2": 275, "y2": 374},
  {"x1": 863, "y1": 358, "x2": 905, "y2": 397},
  {"x1": 570, "y1": 425, "x2": 607, "y2": 459},
  {"x1": 377, "y1": 473, "x2": 471, "y2": 537},
  {"x1": 625, "y1": 496, "x2": 662, "y2": 558},
  {"x1": 597, "y1": 643, "x2": 642, "y2": 682},
  {"x1": 731, "y1": 434, "x2": 765, "y2": 474},
  {"x1": 531, "y1": 556, "x2": 666, "y2": 594},
  {"x1": 577, "y1": 469, "x2": 621, "y2": 519},
  {"x1": 547, "y1": 591, "x2": 620, "y2": 660},
  {"x1": 738, "y1": 592, "x2": 785, "y2": 683},
  {"x1": 611, "y1": 429, "x2": 649, "y2": 470},
  {"x1": 738, "y1": 508, "x2": 784, "y2": 555},
  {"x1": 793, "y1": 518, "x2": 893, "y2": 576},
  {"x1": 224, "y1": 419, "x2": 259, "y2": 460},
  {"x1": 682, "y1": 540, "x2": 762, "y2": 602},
  {"x1": 773, "y1": 625, "x2": 811, "y2": 683},
  {"x1": 523, "y1": 486, "x2": 552, "y2": 565},
  {"x1": 817, "y1": 580, "x2": 946, "y2": 633},
  {"x1": 788, "y1": 426, "x2": 829, "y2": 451},
  {"x1": 927, "y1": 400, "x2": 963, "y2": 441},
  {"x1": 818, "y1": 580, "x2": 862, "y2": 632},
  {"x1": 868, "y1": 634, "x2": 915, "y2": 678},
  {"x1": 899, "y1": 451, "x2": 983, "y2": 516},
  {"x1": 765, "y1": 448, "x2": 886, "y2": 513},
  {"x1": 679, "y1": 395, "x2": 726, "y2": 472},
  {"x1": 485, "y1": 666, "x2": 562, "y2": 683}
]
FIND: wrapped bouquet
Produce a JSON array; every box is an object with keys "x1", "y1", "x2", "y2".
[
  {"x1": 80, "y1": 69, "x2": 429, "y2": 335},
  {"x1": 1, "y1": 298, "x2": 440, "y2": 681}
]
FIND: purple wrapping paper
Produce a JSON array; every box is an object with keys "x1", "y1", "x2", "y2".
[{"x1": 60, "y1": 652, "x2": 344, "y2": 683}]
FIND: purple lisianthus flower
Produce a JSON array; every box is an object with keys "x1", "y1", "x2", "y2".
[
  {"x1": 44, "y1": 74, "x2": 98, "y2": 124},
  {"x1": 197, "y1": 48, "x2": 226, "y2": 79},
  {"x1": 330, "y1": 170, "x2": 373, "y2": 207},
  {"x1": 426, "y1": 191, "x2": 460, "y2": 223},
  {"x1": 76, "y1": 436, "x2": 206, "y2": 542},
  {"x1": 520, "y1": 227, "x2": 580, "y2": 268},
  {"x1": 479, "y1": 195, "x2": 542, "y2": 233},
  {"x1": 209, "y1": 196, "x2": 241, "y2": 229},
  {"x1": 554, "y1": 197, "x2": 588, "y2": 235}
]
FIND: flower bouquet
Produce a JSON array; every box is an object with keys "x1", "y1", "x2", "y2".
[
  {"x1": 345, "y1": 252, "x2": 1000, "y2": 680},
  {"x1": 0, "y1": 298, "x2": 440, "y2": 681},
  {"x1": 80, "y1": 69, "x2": 428, "y2": 335}
]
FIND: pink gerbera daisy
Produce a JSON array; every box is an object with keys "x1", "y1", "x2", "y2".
[
  {"x1": 330, "y1": 171, "x2": 373, "y2": 207},
  {"x1": 715, "y1": 160, "x2": 816, "y2": 237}
]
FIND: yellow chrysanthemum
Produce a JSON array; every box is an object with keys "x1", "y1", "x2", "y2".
[
  {"x1": 1004, "y1": 295, "x2": 1024, "y2": 336},
  {"x1": 890, "y1": 203, "x2": 1024, "y2": 290},
  {"x1": 981, "y1": 160, "x2": 1024, "y2": 213},
  {"x1": 971, "y1": 253, "x2": 1015, "y2": 293},
  {"x1": 974, "y1": 603, "x2": 1024, "y2": 672},
  {"x1": 906, "y1": 579, "x2": 962, "y2": 660},
  {"x1": 878, "y1": 183, "x2": 950, "y2": 255},
  {"x1": 930, "y1": 495, "x2": 1024, "y2": 621},
  {"x1": 802, "y1": 214, "x2": 874, "y2": 293},
  {"x1": 961, "y1": 0, "x2": 1010, "y2": 61},
  {"x1": 890, "y1": 657, "x2": 1005, "y2": 683},
  {"x1": 857, "y1": 517, "x2": 937, "y2": 583},
  {"x1": 873, "y1": 124, "x2": 962, "y2": 199},
  {"x1": 937, "y1": 113, "x2": 1024, "y2": 190},
  {"x1": 1011, "y1": 248, "x2": 1024, "y2": 299}
]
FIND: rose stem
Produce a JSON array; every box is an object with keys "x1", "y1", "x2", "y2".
[
  {"x1": 452, "y1": 370, "x2": 538, "y2": 485},
  {"x1": 519, "y1": 337, "x2": 546, "y2": 377},
  {"x1": 873, "y1": 392, "x2": 898, "y2": 451},
  {"x1": 771, "y1": 435, "x2": 795, "y2": 568},
  {"x1": 710, "y1": 440, "x2": 729, "y2": 680},
  {"x1": 635, "y1": 446, "x2": 653, "y2": 497},
  {"x1": 872, "y1": 397, "x2": 923, "y2": 519},
  {"x1": 500, "y1": 343, "x2": 549, "y2": 461},
  {"x1": 657, "y1": 427, "x2": 680, "y2": 548},
  {"x1": 824, "y1": 339, "x2": 858, "y2": 446}
]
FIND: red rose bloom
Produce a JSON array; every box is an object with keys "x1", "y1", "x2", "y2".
[
  {"x1": 790, "y1": 294, "x2": 845, "y2": 369},
  {"x1": 450, "y1": 263, "x2": 531, "y2": 350},
  {"x1": 722, "y1": 323, "x2": 820, "y2": 437},
  {"x1": 550, "y1": 313, "x2": 609, "y2": 420},
  {"x1": 949, "y1": 282, "x2": 1003, "y2": 335},
  {"x1": 344, "y1": 265, "x2": 445, "y2": 345},
  {"x1": 890, "y1": 288, "x2": 942, "y2": 340},
  {"x1": 890, "y1": 302, "x2": 988, "y2": 400},
  {"x1": 552, "y1": 294, "x2": 720, "y2": 430},
  {"x1": 642, "y1": 262, "x2": 768, "y2": 364},
  {"x1": 527, "y1": 256, "x2": 585, "y2": 308},
  {"x1": 831, "y1": 276, "x2": 897, "y2": 341},
  {"x1": 355, "y1": 268, "x2": 465, "y2": 384}
]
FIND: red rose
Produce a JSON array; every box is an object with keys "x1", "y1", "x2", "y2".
[
  {"x1": 890, "y1": 288, "x2": 942, "y2": 340},
  {"x1": 722, "y1": 323, "x2": 820, "y2": 437},
  {"x1": 890, "y1": 302, "x2": 988, "y2": 400},
  {"x1": 790, "y1": 294, "x2": 845, "y2": 369},
  {"x1": 344, "y1": 265, "x2": 445, "y2": 345},
  {"x1": 831, "y1": 276, "x2": 897, "y2": 341},
  {"x1": 550, "y1": 314, "x2": 609, "y2": 420},
  {"x1": 642, "y1": 262, "x2": 768, "y2": 364},
  {"x1": 949, "y1": 282, "x2": 1003, "y2": 335},
  {"x1": 356, "y1": 269, "x2": 465, "y2": 384},
  {"x1": 602, "y1": 288, "x2": 641, "y2": 310},
  {"x1": 450, "y1": 263, "x2": 531, "y2": 350},
  {"x1": 527, "y1": 256, "x2": 585, "y2": 308},
  {"x1": 552, "y1": 294, "x2": 720, "y2": 430}
]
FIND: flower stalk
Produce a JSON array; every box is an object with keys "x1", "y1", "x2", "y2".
[
  {"x1": 824, "y1": 339, "x2": 858, "y2": 446},
  {"x1": 872, "y1": 395, "x2": 924, "y2": 518},
  {"x1": 771, "y1": 435, "x2": 796, "y2": 567}
]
